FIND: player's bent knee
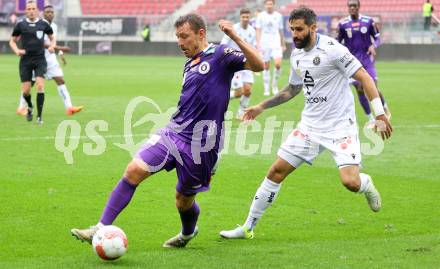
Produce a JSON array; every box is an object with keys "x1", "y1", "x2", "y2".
[
  {"x1": 55, "y1": 77, "x2": 65, "y2": 85},
  {"x1": 339, "y1": 166, "x2": 361, "y2": 192},
  {"x1": 175, "y1": 192, "x2": 195, "y2": 211},
  {"x1": 243, "y1": 86, "x2": 252, "y2": 96},
  {"x1": 124, "y1": 159, "x2": 151, "y2": 185},
  {"x1": 267, "y1": 165, "x2": 288, "y2": 183},
  {"x1": 340, "y1": 175, "x2": 360, "y2": 192}
]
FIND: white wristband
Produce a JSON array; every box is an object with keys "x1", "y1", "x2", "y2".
[
  {"x1": 371, "y1": 97, "x2": 385, "y2": 116},
  {"x1": 58, "y1": 50, "x2": 64, "y2": 55}
]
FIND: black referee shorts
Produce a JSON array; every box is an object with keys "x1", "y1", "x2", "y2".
[{"x1": 19, "y1": 55, "x2": 47, "y2": 82}]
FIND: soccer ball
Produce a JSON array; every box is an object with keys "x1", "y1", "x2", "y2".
[{"x1": 92, "y1": 225, "x2": 128, "y2": 260}]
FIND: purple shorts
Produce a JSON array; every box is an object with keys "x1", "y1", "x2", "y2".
[
  {"x1": 353, "y1": 64, "x2": 377, "y2": 86},
  {"x1": 135, "y1": 129, "x2": 218, "y2": 196}
]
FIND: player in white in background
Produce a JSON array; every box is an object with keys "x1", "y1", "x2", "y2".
[
  {"x1": 221, "y1": 8, "x2": 256, "y2": 119},
  {"x1": 256, "y1": 0, "x2": 286, "y2": 96},
  {"x1": 249, "y1": 8, "x2": 261, "y2": 29},
  {"x1": 16, "y1": 5, "x2": 82, "y2": 117},
  {"x1": 220, "y1": 7, "x2": 393, "y2": 239}
]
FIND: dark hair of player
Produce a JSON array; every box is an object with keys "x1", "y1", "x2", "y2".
[
  {"x1": 289, "y1": 6, "x2": 317, "y2": 26},
  {"x1": 240, "y1": 8, "x2": 251, "y2": 15},
  {"x1": 44, "y1": 5, "x2": 54, "y2": 10},
  {"x1": 348, "y1": 0, "x2": 360, "y2": 6},
  {"x1": 174, "y1": 13, "x2": 206, "y2": 34}
]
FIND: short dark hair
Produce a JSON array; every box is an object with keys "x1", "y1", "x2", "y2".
[
  {"x1": 44, "y1": 5, "x2": 54, "y2": 10},
  {"x1": 240, "y1": 8, "x2": 251, "y2": 15},
  {"x1": 289, "y1": 6, "x2": 317, "y2": 26},
  {"x1": 348, "y1": 0, "x2": 360, "y2": 6},
  {"x1": 174, "y1": 13, "x2": 206, "y2": 34}
]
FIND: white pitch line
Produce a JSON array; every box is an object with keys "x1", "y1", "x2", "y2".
[{"x1": 0, "y1": 124, "x2": 439, "y2": 142}]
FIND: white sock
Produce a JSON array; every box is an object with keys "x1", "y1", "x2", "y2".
[
  {"x1": 358, "y1": 173, "x2": 371, "y2": 193},
  {"x1": 57, "y1": 84, "x2": 73, "y2": 108},
  {"x1": 272, "y1": 68, "x2": 281, "y2": 89},
  {"x1": 230, "y1": 90, "x2": 236, "y2": 99},
  {"x1": 263, "y1": 70, "x2": 270, "y2": 94},
  {"x1": 239, "y1": 95, "x2": 250, "y2": 111},
  {"x1": 18, "y1": 94, "x2": 27, "y2": 109},
  {"x1": 243, "y1": 178, "x2": 282, "y2": 231}
]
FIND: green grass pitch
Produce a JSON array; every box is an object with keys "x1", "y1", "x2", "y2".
[{"x1": 0, "y1": 54, "x2": 439, "y2": 268}]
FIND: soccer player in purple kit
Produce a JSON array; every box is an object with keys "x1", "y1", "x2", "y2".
[
  {"x1": 71, "y1": 13, "x2": 264, "y2": 248},
  {"x1": 337, "y1": 0, "x2": 391, "y2": 127}
]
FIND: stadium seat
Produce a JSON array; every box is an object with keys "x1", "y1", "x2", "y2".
[{"x1": 80, "y1": 0, "x2": 186, "y2": 16}]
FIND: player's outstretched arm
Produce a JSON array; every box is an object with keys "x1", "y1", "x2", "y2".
[
  {"x1": 353, "y1": 67, "x2": 393, "y2": 140},
  {"x1": 242, "y1": 84, "x2": 302, "y2": 121},
  {"x1": 218, "y1": 20, "x2": 264, "y2": 72}
]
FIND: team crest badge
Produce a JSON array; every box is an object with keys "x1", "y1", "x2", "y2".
[
  {"x1": 36, "y1": 30, "x2": 44, "y2": 39},
  {"x1": 360, "y1": 26, "x2": 368, "y2": 34},
  {"x1": 198, "y1": 61, "x2": 210, "y2": 74},
  {"x1": 313, "y1": 56, "x2": 320, "y2": 66}
]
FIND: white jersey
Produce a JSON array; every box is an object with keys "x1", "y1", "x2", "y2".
[
  {"x1": 256, "y1": 11, "x2": 283, "y2": 48},
  {"x1": 288, "y1": 34, "x2": 363, "y2": 131},
  {"x1": 44, "y1": 20, "x2": 58, "y2": 67},
  {"x1": 220, "y1": 23, "x2": 256, "y2": 51}
]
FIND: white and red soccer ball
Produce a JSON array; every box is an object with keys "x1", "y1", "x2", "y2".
[{"x1": 92, "y1": 225, "x2": 128, "y2": 260}]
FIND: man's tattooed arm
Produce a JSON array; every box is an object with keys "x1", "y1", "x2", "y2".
[{"x1": 260, "y1": 84, "x2": 302, "y2": 110}]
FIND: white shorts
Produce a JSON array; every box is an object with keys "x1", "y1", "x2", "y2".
[
  {"x1": 231, "y1": 70, "x2": 254, "y2": 90},
  {"x1": 260, "y1": 46, "x2": 283, "y2": 62},
  {"x1": 45, "y1": 62, "x2": 63, "y2": 79},
  {"x1": 277, "y1": 121, "x2": 361, "y2": 168}
]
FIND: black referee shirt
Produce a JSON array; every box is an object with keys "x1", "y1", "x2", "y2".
[{"x1": 12, "y1": 18, "x2": 53, "y2": 56}]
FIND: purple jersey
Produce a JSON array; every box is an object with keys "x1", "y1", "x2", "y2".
[
  {"x1": 166, "y1": 44, "x2": 246, "y2": 150},
  {"x1": 337, "y1": 15, "x2": 380, "y2": 68}
]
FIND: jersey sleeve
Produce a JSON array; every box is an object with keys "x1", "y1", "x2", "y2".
[
  {"x1": 255, "y1": 14, "x2": 262, "y2": 29},
  {"x1": 221, "y1": 46, "x2": 246, "y2": 73},
  {"x1": 331, "y1": 42, "x2": 362, "y2": 78},
  {"x1": 51, "y1": 23, "x2": 58, "y2": 37},
  {"x1": 251, "y1": 29, "x2": 257, "y2": 47},
  {"x1": 44, "y1": 22, "x2": 54, "y2": 35},
  {"x1": 11, "y1": 23, "x2": 22, "y2": 37},
  {"x1": 369, "y1": 19, "x2": 380, "y2": 47},
  {"x1": 288, "y1": 68, "x2": 303, "y2": 86},
  {"x1": 336, "y1": 23, "x2": 344, "y2": 43},
  {"x1": 288, "y1": 52, "x2": 303, "y2": 86}
]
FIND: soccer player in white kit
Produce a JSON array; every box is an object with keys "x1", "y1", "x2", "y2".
[
  {"x1": 220, "y1": 7, "x2": 393, "y2": 239},
  {"x1": 256, "y1": 0, "x2": 286, "y2": 96},
  {"x1": 221, "y1": 8, "x2": 256, "y2": 119},
  {"x1": 16, "y1": 5, "x2": 82, "y2": 117}
]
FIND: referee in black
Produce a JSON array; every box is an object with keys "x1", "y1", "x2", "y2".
[{"x1": 9, "y1": 1, "x2": 55, "y2": 124}]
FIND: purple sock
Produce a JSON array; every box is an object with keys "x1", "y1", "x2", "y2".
[
  {"x1": 357, "y1": 92, "x2": 371, "y2": 115},
  {"x1": 179, "y1": 202, "x2": 200, "y2": 236},
  {"x1": 99, "y1": 177, "x2": 137, "y2": 225}
]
